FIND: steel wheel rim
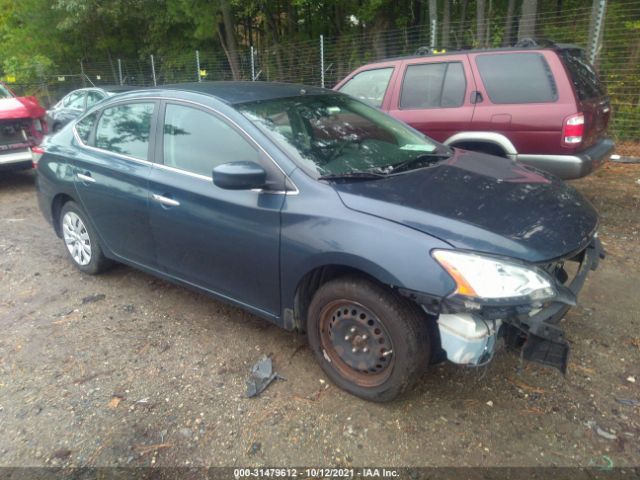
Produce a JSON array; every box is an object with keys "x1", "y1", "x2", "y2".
[
  {"x1": 62, "y1": 212, "x2": 92, "y2": 266},
  {"x1": 318, "y1": 299, "x2": 394, "y2": 387}
]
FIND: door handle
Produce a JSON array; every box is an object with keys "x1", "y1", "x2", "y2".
[
  {"x1": 152, "y1": 193, "x2": 180, "y2": 207},
  {"x1": 77, "y1": 172, "x2": 96, "y2": 183}
]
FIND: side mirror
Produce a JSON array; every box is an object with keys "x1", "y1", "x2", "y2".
[{"x1": 212, "y1": 161, "x2": 267, "y2": 190}]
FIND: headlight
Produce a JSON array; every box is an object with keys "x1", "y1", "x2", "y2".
[{"x1": 432, "y1": 250, "x2": 556, "y2": 301}]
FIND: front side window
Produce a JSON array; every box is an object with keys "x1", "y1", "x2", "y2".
[
  {"x1": 75, "y1": 112, "x2": 98, "y2": 144},
  {"x1": 238, "y1": 94, "x2": 442, "y2": 178},
  {"x1": 163, "y1": 104, "x2": 258, "y2": 177},
  {"x1": 400, "y1": 62, "x2": 466, "y2": 109},
  {"x1": 476, "y1": 53, "x2": 558, "y2": 104},
  {"x1": 95, "y1": 103, "x2": 154, "y2": 160},
  {"x1": 338, "y1": 68, "x2": 394, "y2": 108}
]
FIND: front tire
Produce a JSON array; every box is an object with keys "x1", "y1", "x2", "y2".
[
  {"x1": 307, "y1": 275, "x2": 430, "y2": 402},
  {"x1": 60, "y1": 201, "x2": 111, "y2": 274}
]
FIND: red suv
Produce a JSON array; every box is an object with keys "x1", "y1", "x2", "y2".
[{"x1": 335, "y1": 44, "x2": 614, "y2": 179}]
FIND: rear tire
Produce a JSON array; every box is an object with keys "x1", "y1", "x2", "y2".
[
  {"x1": 59, "y1": 201, "x2": 111, "y2": 274},
  {"x1": 307, "y1": 275, "x2": 430, "y2": 402}
]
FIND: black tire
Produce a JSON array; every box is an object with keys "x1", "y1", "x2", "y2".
[
  {"x1": 307, "y1": 275, "x2": 430, "y2": 402},
  {"x1": 59, "y1": 201, "x2": 111, "y2": 274}
]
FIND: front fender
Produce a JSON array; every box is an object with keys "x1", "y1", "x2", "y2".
[{"x1": 280, "y1": 170, "x2": 457, "y2": 320}]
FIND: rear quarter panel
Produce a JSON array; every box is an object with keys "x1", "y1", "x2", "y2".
[{"x1": 468, "y1": 50, "x2": 578, "y2": 155}]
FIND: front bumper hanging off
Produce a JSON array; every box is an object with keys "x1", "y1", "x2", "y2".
[
  {"x1": 406, "y1": 237, "x2": 605, "y2": 373},
  {"x1": 512, "y1": 237, "x2": 605, "y2": 373}
]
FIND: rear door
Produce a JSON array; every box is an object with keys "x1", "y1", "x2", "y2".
[
  {"x1": 387, "y1": 55, "x2": 475, "y2": 142},
  {"x1": 72, "y1": 100, "x2": 158, "y2": 266},
  {"x1": 147, "y1": 101, "x2": 284, "y2": 317}
]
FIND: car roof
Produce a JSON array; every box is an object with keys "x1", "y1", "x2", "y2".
[
  {"x1": 159, "y1": 81, "x2": 332, "y2": 104},
  {"x1": 361, "y1": 44, "x2": 584, "y2": 66}
]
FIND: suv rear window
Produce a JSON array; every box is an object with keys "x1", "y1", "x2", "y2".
[
  {"x1": 400, "y1": 62, "x2": 466, "y2": 109},
  {"x1": 476, "y1": 53, "x2": 558, "y2": 104},
  {"x1": 339, "y1": 68, "x2": 394, "y2": 108},
  {"x1": 558, "y1": 49, "x2": 605, "y2": 101}
]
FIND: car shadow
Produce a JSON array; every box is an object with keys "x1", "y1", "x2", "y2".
[{"x1": 0, "y1": 168, "x2": 36, "y2": 189}]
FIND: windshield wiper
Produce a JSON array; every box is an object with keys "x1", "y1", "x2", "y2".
[
  {"x1": 318, "y1": 171, "x2": 387, "y2": 181},
  {"x1": 379, "y1": 151, "x2": 452, "y2": 174}
]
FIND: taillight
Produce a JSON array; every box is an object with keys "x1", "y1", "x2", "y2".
[
  {"x1": 31, "y1": 146, "x2": 45, "y2": 168},
  {"x1": 562, "y1": 113, "x2": 584, "y2": 146}
]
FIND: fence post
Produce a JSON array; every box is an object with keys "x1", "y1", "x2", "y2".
[
  {"x1": 80, "y1": 60, "x2": 86, "y2": 88},
  {"x1": 117, "y1": 58, "x2": 123, "y2": 85},
  {"x1": 320, "y1": 34, "x2": 325, "y2": 88},
  {"x1": 430, "y1": 19, "x2": 437, "y2": 48},
  {"x1": 588, "y1": 0, "x2": 607, "y2": 65},
  {"x1": 250, "y1": 46, "x2": 255, "y2": 81},
  {"x1": 196, "y1": 50, "x2": 201, "y2": 82},
  {"x1": 150, "y1": 54, "x2": 157, "y2": 86}
]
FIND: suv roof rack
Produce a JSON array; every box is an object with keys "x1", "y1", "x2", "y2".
[
  {"x1": 414, "y1": 46, "x2": 456, "y2": 56},
  {"x1": 513, "y1": 37, "x2": 557, "y2": 48}
]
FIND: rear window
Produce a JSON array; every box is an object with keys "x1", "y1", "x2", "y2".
[
  {"x1": 339, "y1": 68, "x2": 394, "y2": 108},
  {"x1": 476, "y1": 53, "x2": 558, "y2": 104},
  {"x1": 559, "y1": 49, "x2": 605, "y2": 101}
]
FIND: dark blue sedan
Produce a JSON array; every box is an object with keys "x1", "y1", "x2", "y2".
[{"x1": 35, "y1": 82, "x2": 603, "y2": 401}]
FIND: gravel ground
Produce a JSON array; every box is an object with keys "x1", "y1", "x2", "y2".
[{"x1": 0, "y1": 162, "x2": 638, "y2": 468}]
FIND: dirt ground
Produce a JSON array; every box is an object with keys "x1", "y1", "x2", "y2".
[{"x1": 0, "y1": 161, "x2": 639, "y2": 469}]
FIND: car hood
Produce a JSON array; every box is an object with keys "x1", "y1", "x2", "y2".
[
  {"x1": 0, "y1": 96, "x2": 46, "y2": 120},
  {"x1": 333, "y1": 149, "x2": 598, "y2": 263}
]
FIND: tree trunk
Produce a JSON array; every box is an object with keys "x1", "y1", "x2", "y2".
[
  {"x1": 219, "y1": 0, "x2": 241, "y2": 80},
  {"x1": 428, "y1": 0, "x2": 437, "y2": 46},
  {"x1": 502, "y1": 0, "x2": 516, "y2": 46},
  {"x1": 518, "y1": 0, "x2": 538, "y2": 41},
  {"x1": 262, "y1": 1, "x2": 284, "y2": 81},
  {"x1": 442, "y1": 0, "x2": 450, "y2": 47},
  {"x1": 477, "y1": 0, "x2": 486, "y2": 47}
]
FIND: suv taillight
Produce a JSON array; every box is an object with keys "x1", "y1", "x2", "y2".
[
  {"x1": 562, "y1": 113, "x2": 584, "y2": 146},
  {"x1": 31, "y1": 146, "x2": 45, "y2": 168}
]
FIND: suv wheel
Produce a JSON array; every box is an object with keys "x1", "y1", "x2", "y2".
[
  {"x1": 307, "y1": 275, "x2": 430, "y2": 402},
  {"x1": 60, "y1": 201, "x2": 111, "y2": 274}
]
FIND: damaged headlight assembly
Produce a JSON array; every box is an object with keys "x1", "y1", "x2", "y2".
[
  {"x1": 430, "y1": 250, "x2": 561, "y2": 368},
  {"x1": 432, "y1": 249, "x2": 557, "y2": 306}
]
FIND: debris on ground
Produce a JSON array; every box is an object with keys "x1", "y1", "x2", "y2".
[
  {"x1": 81, "y1": 293, "x2": 106, "y2": 304},
  {"x1": 615, "y1": 398, "x2": 640, "y2": 406},
  {"x1": 595, "y1": 427, "x2": 618, "y2": 441},
  {"x1": 626, "y1": 376, "x2": 636, "y2": 383},
  {"x1": 248, "y1": 441, "x2": 262, "y2": 456},
  {"x1": 107, "y1": 396, "x2": 123, "y2": 409},
  {"x1": 246, "y1": 355, "x2": 280, "y2": 398}
]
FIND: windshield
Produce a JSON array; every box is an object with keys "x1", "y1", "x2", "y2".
[
  {"x1": 0, "y1": 84, "x2": 14, "y2": 99},
  {"x1": 238, "y1": 94, "x2": 443, "y2": 178}
]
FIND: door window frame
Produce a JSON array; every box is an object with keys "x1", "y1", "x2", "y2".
[
  {"x1": 398, "y1": 60, "x2": 467, "y2": 110},
  {"x1": 338, "y1": 66, "x2": 396, "y2": 108},
  {"x1": 73, "y1": 99, "x2": 160, "y2": 164},
  {"x1": 155, "y1": 99, "x2": 293, "y2": 193}
]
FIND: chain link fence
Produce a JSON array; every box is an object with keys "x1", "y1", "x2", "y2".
[{"x1": 6, "y1": 0, "x2": 639, "y2": 157}]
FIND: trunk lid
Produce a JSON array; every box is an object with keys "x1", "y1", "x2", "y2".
[{"x1": 333, "y1": 149, "x2": 598, "y2": 263}]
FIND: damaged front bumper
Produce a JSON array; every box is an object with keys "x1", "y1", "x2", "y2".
[{"x1": 408, "y1": 237, "x2": 605, "y2": 372}]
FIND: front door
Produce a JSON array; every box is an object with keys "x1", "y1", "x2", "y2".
[{"x1": 148, "y1": 102, "x2": 284, "y2": 317}]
